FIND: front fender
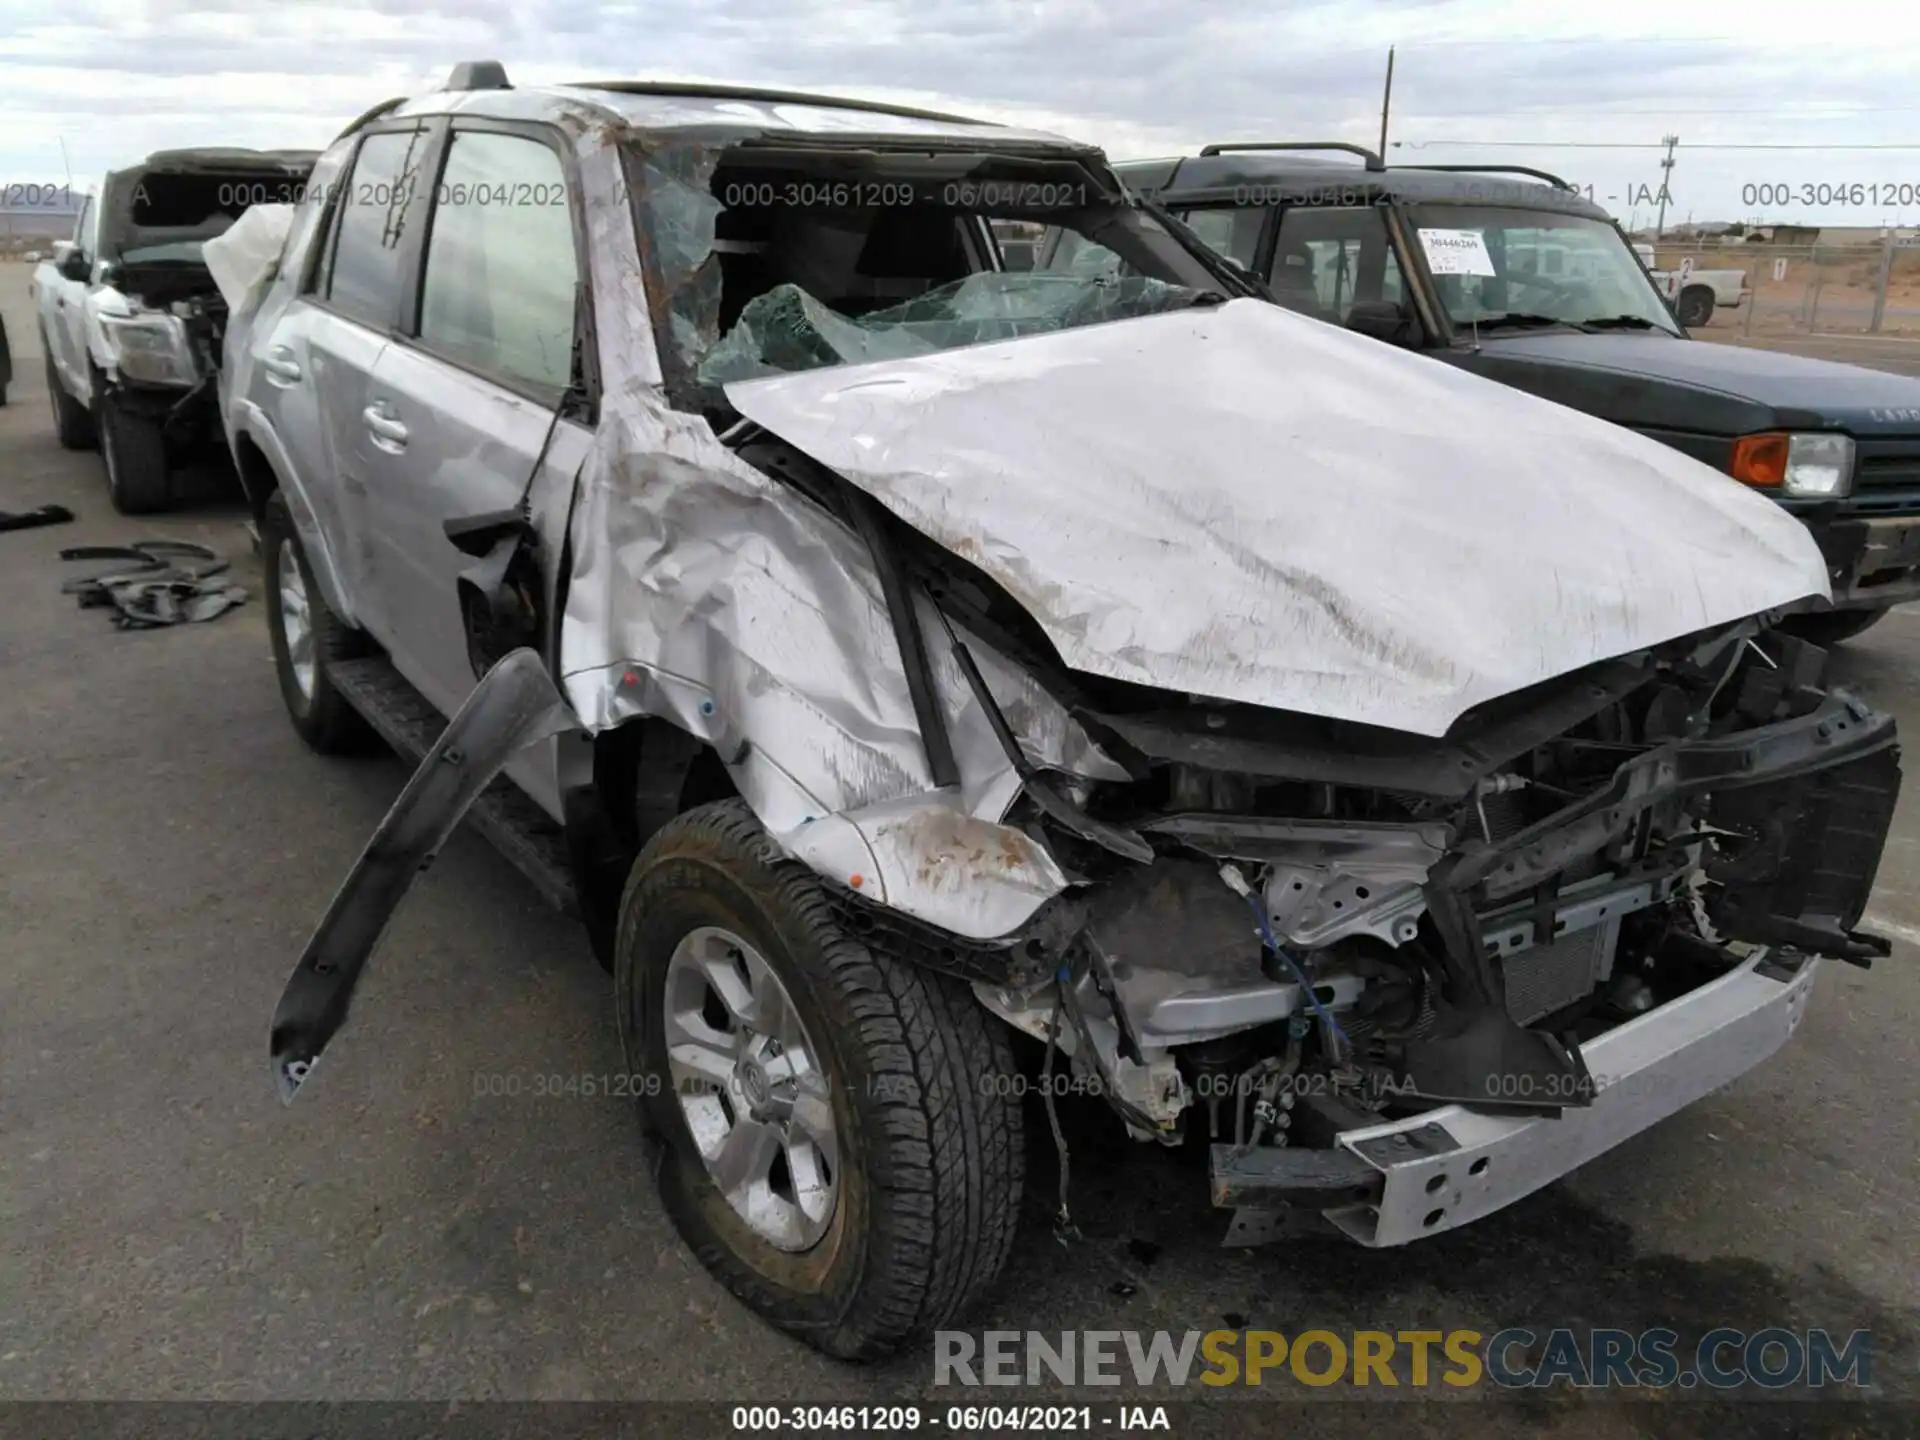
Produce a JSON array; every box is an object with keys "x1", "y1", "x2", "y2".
[{"x1": 228, "y1": 399, "x2": 360, "y2": 627}]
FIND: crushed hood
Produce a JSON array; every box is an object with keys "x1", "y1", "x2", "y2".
[{"x1": 724, "y1": 297, "x2": 1829, "y2": 737}]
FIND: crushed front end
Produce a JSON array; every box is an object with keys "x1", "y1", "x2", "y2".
[
  {"x1": 90, "y1": 150, "x2": 315, "y2": 449},
  {"x1": 836, "y1": 614, "x2": 1898, "y2": 1245}
]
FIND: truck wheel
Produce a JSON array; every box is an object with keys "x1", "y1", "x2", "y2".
[
  {"x1": 1778, "y1": 605, "x2": 1892, "y2": 647},
  {"x1": 262, "y1": 493, "x2": 378, "y2": 754},
  {"x1": 96, "y1": 391, "x2": 172, "y2": 514},
  {"x1": 1677, "y1": 286, "x2": 1715, "y2": 328},
  {"x1": 617, "y1": 800, "x2": 1024, "y2": 1359},
  {"x1": 44, "y1": 348, "x2": 96, "y2": 450}
]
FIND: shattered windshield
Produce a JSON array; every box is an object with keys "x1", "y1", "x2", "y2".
[
  {"x1": 630, "y1": 142, "x2": 1229, "y2": 400},
  {"x1": 698, "y1": 272, "x2": 1215, "y2": 385},
  {"x1": 1409, "y1": 206, "x2": 1681, "y2": 335}
]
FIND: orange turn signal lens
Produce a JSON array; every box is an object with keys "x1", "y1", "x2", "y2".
[{"x1": 1730, "y1": 432, "x2": 1791, "y2": 487}]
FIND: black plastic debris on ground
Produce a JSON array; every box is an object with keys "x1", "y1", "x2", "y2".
[
  {"x1": 61, "y1": 541, "x2": 248, "y2": 629},
  {"x1": 1, "y1": 504, "x2": 75, "y2": 533}
]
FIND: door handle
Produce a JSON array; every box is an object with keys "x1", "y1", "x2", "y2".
[
  {"x1": 363, "y1": 403, "x2": 408, "y2": 448},
  {"x1": 261, "y1": 348, "x2": 302, "y2": 383}
]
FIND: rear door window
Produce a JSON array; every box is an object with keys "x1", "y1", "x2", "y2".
[
  {"x1": 415, "y1": 129, "x2": 580, "y2": 393},
  {"x1": 1269, "y1": 206, "x2": 1404, "y2": 323},
  {"x1": 321, "y1": 128, "x2": 432, "y2": 330}
]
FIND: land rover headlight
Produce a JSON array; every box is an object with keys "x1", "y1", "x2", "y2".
[
  {"x1": 97, "y1": 312, "x2": 198, "y2": 386},
  {"x1": 1729, "y1": 431, "x2": 1854, "y2": 498}
]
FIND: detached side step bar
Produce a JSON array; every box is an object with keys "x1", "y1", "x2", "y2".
[
  {"x1": 272, "y1": 649, "x2": 577, "y2": 1100},
  {"x1": 329, "y1": 656, "x2": 581, "y2": 918}
]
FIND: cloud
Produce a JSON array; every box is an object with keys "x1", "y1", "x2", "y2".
[{"x1": 1, "y1": 0, "x2": 1916, "y2": 224}]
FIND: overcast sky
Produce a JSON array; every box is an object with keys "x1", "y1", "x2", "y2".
[{"x1": 3, "y1": 0, "x2": 1918, "y2": 229}]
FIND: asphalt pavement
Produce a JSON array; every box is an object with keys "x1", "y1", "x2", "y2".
[{"x1": 2, "y1": 262, "x2": 1917, "y2": 1435}]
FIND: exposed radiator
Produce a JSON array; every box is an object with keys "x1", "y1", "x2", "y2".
[{"x1": 1500, "y1": 918, "x2": 1619, "y2": 1026}]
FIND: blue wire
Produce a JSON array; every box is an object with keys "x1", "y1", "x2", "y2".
[{"x1": 1242, "y1": 893, "x2": 1349, "y2": 1043}]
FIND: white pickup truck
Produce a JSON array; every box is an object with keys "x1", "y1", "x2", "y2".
[
  {"x1": 1633, "y1": 242, "x2": 1750, "y2": 328},
  {"x1": 31, "y1": 147, "x2": 315, "y2": 512}
]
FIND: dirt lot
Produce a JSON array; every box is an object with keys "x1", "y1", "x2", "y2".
[
  {"x1": 2, "y1": 262, "x2": 1917, "y2": 1435},
  {"x1": 1659, "y1": 244, "x2": 1920, "y2": 338}
]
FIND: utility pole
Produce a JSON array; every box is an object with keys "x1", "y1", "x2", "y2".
[
  {"x1": 1377, "y1": 46, "x2": 1395, "y2": 162},
  {"x1": 1654, "y1": 134, "x2": 1678, "y2": 238}
]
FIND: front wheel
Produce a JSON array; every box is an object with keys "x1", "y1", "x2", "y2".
[
  {"x1": 44, "y1": 348, "x2": 95, "y2": 450},
  {"x1": 96, "y1": 389, "x2": 172, "y2": 513},
  {"x1": 1676, "y1": 285, "x2": 1715, "y2": 329},
  {"x1": 617, "y1": 801, "x2": 1025, "y2": 1359},
  {"x1": 1777, "y1": 604, "x2": 1892, "y2": 647}
]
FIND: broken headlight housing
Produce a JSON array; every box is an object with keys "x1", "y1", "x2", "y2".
[{"x1": 97, "y1": 311, "x2": 198, "y2": 387}]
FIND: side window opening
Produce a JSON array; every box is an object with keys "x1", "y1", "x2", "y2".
[{"x1": 415, "y1": 129, "x2": 580, "y2": 394}]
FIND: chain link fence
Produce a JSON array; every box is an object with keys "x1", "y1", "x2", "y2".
[{"x1": 1651, "y1": 238, "x2": 1920, "y2": 337}]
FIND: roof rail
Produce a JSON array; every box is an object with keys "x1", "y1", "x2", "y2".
[
  {"x1": 448, "y1": 60, "x2": 510, "y2": 91},
  {"x1": 1198, "y1": 141, "x2": 1385, "y2": 171},
  {"x1": 566, "y1": 80, "x2": 997, "y2": 128},
  {"x1": 334, "y1": 96, "x2": 408, "y2": 142},
  {"x1": 1392, "y1": 162, "x2": 1576, "y2": 192}
]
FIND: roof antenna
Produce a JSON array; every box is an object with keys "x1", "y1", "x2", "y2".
[{"x1": 1377, "y1": 46, "x2": 1395, "y2": 160}]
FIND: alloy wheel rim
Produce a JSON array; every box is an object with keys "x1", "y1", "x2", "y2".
[
  {"x1": 663, "y1": 925, "x2": 839, "y2": 1252},
  {"x1": 276, "y1": 540, "x2": 316, "y2": 700}
]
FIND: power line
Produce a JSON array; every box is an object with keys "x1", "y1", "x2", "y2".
[
  {"x1": 1393, "y1": 139, "x2": 1920, "y2": 151},
  {"x1": 1397, "y1": 105, "x2": 1920, "y2": 118}
]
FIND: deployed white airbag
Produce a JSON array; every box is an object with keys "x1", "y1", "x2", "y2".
[{"x1": 203, "y1": 203, "x2": 295, "y2": 315}]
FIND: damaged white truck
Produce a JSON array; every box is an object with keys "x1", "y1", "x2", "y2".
[
  {"x1": 33, "y1": 146, "x2": 317, "y2": 512},
  {"x1": 235, "y1": 65, "x2": 1901, "y2": 1360}
]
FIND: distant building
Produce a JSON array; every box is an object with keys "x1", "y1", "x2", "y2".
[
  {"x1": 1813, "y1": 225, "x2": 1920, "y2": 247},
  {"x1": 1747, "y1": 224, "x2": 1822, "y2": 246},
  {"x1": 0, "y1": 207, "x2": 82, "y2": 239}
]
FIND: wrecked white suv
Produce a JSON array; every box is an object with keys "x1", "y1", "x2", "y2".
[{"x1": 233, "y1": 64, "x2": 1900, "y2": 1360}]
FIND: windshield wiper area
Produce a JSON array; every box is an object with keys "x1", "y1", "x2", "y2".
[
  {"x1": 1466, "y1": 312, "x2": 1573, "y2": 331},
  {"x1": 1578, "y1": 314, "x2": 1669, "y2": 331}
]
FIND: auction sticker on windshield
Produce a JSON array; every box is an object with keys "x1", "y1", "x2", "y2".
[{"x1": 1418, "y1": 228, "x2": 1497, "y2": 277}]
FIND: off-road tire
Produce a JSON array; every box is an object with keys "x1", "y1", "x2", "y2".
[
  {"x1": 617, "y1": 800, "x2": 1025, "y2": 1360},
  {"x1": 44, "y1": 346, "x2": 95, "y2": 450},
  {"x1": 1677, "y1": 285, "x2": 1715, "y2": 329},
  {"x1": 96, "y1": 388, "x2": 172, "y2": 513},
  {"x1": 262, "y1": 492, "x2": 379, "y2": 755},
  {"x1": 1778, "y1": 604, "x2": 1891, "y2": 647}
]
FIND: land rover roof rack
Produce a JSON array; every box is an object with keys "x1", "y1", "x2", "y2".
[
  {"x1": 1391, "y1": 162, "x2": 1577, "y2": 192},
  {"x1": 447, "y1": 60, "x2": 511, "y2": 91},
  {"x1": 567, "y1": 80, "x2": 996, "y2": 128},
  {"x1": 1198, "y1": 141, "x2": 1385, "y2": 171}
]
